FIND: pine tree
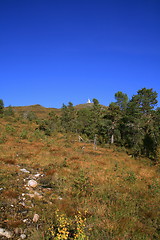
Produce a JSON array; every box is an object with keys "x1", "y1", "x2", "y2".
[{"x1": 0, "y1": 99, "x2": 4, "y2": 114}]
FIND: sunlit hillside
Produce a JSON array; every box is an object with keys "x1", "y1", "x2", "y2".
[
  {"x1": 0, "y1": 112, "x2": 160, "y2": 240},
  {"x1": 9, "y1": 104, "x2": 61, "y2": 119}
]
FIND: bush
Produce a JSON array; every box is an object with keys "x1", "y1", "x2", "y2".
[
  {"x1": 20, "y1": 129, "x2": 28, "y2": 139},
  {"x1": 0, "y1": 99, "x2": 4, "y2": 114},
  {"x1": 47, "y1": 210, "x2": 89, "y2": 240},
  {"x1": 5, "y1": 124, "x2": 16, "y2": 136},
  {"x1": 4, "y1": 106, "x2": 14, "y2": 116}
]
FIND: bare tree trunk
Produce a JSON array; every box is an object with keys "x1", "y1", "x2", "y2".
[
  {"x1": 93, "y1": 134, "x2": 97, "y2": 150},
  {"x1": 111, "y1": 122, "x2": 114, "y2": 144},
  {"x1": 78, "y1": 135, "x2": 84, "y2": 142},
  {"x1": 111, "y1": 134, "x2": 114, "y2": 144}
]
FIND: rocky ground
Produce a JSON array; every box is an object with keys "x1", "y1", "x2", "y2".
[{"x1": 0, "y1": 163, "x2": 61, "y2": 239}]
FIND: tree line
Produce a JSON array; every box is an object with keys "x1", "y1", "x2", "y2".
[
  {"x1": 36, "y1": 88, "x2": 160, "y2": 161},
  {"x1": 1, "y1": 88, "x2": 160, "y2": 161}
]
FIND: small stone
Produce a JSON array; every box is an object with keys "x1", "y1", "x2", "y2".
[
  {"x1": 19, "y1": 202, "x2": 26, "y2": 206},
  {"x1": 20, "y1": 233, "x2": 27, "y2": 239},
  {"x1": 58, "y1": 196, "x2": 63, "y2": 200},
  {"x1": 23, "y1": 229, "x2": 28, "y2": 234},
  {"x1": 20, "y1": 168, "x2": 30, "y2": 173},
  {"x1": 34, "y1": 173, "x2": 41, "y2": 178},
  {"x1": 21, "y1": 211, "x2": 28, "y2": 216},
  {"x1": 27, "y1": 191, "x2": 42, "y2": 199},
  {"x1": 14, "y1": 228, "x2": 22, "y2": 235},
  {"x1": 28, "y1": 180, "x2": 38, "y2": 188},
  {"x1": 0, "y1": 228, "x2": 12, "y2": 238},
  {"x1": 14, "y1": 228, "x2": 19, "y2": 235},
  {"x1": 23, "y1": 219, "x2": 28, "y2": 223},
  {"x1": 27, "y1": 193, "x2": 34, "y2": 198},
  {"x1": 34, "y1": 191, "x2": 43, "y2": 198},
  {"x1": 33, "y1": 213, "x2": 39, "y2": 223}
]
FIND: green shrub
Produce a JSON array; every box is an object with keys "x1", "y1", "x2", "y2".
[
  {"x1": 4, "y1": 106, "x2": 15, "y2": 116},
  {"x1": 5, "y1": 124, "x2": 16, "y2": 136},
  {"x1": 124, "y1": 171, "x2": 137, "y2": 183},
  {"x1": 20, "y1": 129, "x2": 28, "y2": 139},
  {"x1": 73, "y1": 171, "x2": 93, "y2": 197},
  {"x1": 0, "y1": 134, "x2": 6, "y2": 144}
]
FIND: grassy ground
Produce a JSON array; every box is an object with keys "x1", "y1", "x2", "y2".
[{"x1": 0, "y1": 115, "x2": 160, "y2": 239}]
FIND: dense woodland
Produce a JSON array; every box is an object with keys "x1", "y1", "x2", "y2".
[
  {"x1": 1, "y1": 88, "x2": 160, "y2": 162},
  {"x1": 38, "y1": 88, "x2": 160, "y2": 162}
]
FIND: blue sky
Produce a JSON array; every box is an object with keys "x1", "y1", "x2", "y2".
[{"x1": 0, "y1": 0, "x2": 160, "y2": 108}]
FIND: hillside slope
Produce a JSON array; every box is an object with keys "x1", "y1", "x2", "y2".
[
  {"x1": 5, "y1": 102, "x2": 108, "y2": 119},
  {"x1": 0, "y1": 116, "x2": 160, "y2": 239},
  {"x1": 8, "y1": 104, "x2": 60, "y2": 119}
]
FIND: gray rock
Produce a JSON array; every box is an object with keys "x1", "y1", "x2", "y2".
[
  {"x1": 23, "y1": 219, "x2": 28, "y2": 223},
  {"x1": 19, "y1": 201, "x2": 26, "y2": 206},
  {"x1": 34, "y1": 173, "x2": 41, "y2": 178},
  {"x1": 0, "y1": 228, "x2": 12, "y2": 238},
  {"x1": 33, "y1": 213, "x2": 40, "y2": 223},
  {"x1": 20, "y1": 233, "x2": 27, "y2": 239},
  {"x1": 20, "y1": 168, "x2": 30, "y2": 173},
  {"x1": 28, "y1": 180, "x2": 38, "y2": 188}
]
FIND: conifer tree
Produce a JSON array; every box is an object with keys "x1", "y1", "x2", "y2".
[
  {"x1": 120, "y1": 88, "x2": 159, "y2": 159},
  {"x1": 115, "y1": 91, "x2": 129, "y2": 111},
  {"x1": 0, "y1": 99, "x2": 4, "y2": 114}
]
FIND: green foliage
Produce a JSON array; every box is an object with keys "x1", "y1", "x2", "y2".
[
  {"x1": 26, "y1": 111, "x2": 37, "y2": 121},
  {"x1": 73, "y1": 171, "x2": 93, "y2": 197},
  {"x1": 0, "y1": 103, "x2": 160, "y2": 240},
  {"x1": 61, "y1": 102, "x2": 77, "y2": 132},
  {"x1": 148, "y1": 179, "x2": 160, "y2": 195},
  {"x1": 20, "y1": 129, "x2": 28, "y2": 139},
  {"x1": 37, "y1": 114, "x2": 60, "y2": 136},
  {"x1": 5, "y1": 124, "x2": 16, "y2": 136},
  {"x1": 0, "y1": 99, "x2": 4, "y2": 114},
  {"x1": 22, "y1": 111, "x2": 37, "y2": 121},
  {"x1": 115, "y1": 91, "x2": 129, "y2": 111},
  {"x1": 4, "y1": 105, "x2": 15, "y2": 116},
  {"x1": 130, "y1": 88, "x2": 158, "y2": 114},
  {"x1": 76, "y1": 108, "x2": 92, "y2": 135},
  {"x1": 58, "y1": 89, "x2": 159, "y2": 161},
  {"x1": 118, "y1": 88, "x2": 159, "y2": 160},
  {"x1": 124, "y1": 171, "x2": 137, "y2": 183},
  {"x1": 1, "y1": 87, "x2": 160, "y2": 161},
  {"x1": 92, "y1": 98, "x2": 99, "y2": 106},
  {"x1": 38, "y1": 120, "x2": 52, "y2": 136},
  {"x1": 28, "y1": 129, "x2": 46, "y2": 142},
  {"x1": 47, "y1": 210, "x2": 88, "y2": 240},
  {"x1": 0, "y1": 134, "x2": 6, "y2": 144}
]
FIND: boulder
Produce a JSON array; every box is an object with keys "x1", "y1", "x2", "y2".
[{"x1": 0, "y1": 228, "x2": 12, "y2": 238}]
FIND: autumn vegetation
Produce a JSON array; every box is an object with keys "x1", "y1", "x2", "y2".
[{"x1": 0, "y1": 88, "x2": 160, "y2": 239}]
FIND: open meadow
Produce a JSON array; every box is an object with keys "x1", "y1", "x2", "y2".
[{"x1": 0, "y1": 110, "x2": 160, "y2": 240}]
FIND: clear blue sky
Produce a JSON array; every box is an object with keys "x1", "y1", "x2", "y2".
[{"x1": 0, "y1": 0, "x2": 160, "y2": 108}]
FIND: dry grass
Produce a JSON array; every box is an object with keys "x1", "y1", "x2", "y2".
[
  {"x1": 46, "y1": 168, "x2": 56, "y2": 176},
  {"x1": 6, "y1": 219, "x2": 23, "y2": 228},
  {"x1": 0, "y1": 116, "x2": 160, "y2": 240},
  {"x1": 0, "y1": 157, "x2": 16, "y2": 164},
  {"x1": 2, "y1": 190, "x2": 18, "y2": 199}
]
